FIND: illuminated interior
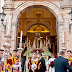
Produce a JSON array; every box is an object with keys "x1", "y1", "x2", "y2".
[{"x1": 17, "y1": 5, "x2": 57, "y2": 56}]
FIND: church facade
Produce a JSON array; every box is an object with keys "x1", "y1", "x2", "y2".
[{"x1": 0, "y1": 0, "x2": 72, "y2": 57}]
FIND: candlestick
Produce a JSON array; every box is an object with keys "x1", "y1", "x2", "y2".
[
  {"x1": 20, "y1": 31, "x2": 23, "y2": 48},
  {"x1": 46, "y1": 36, "x2": 47, "y2": 41},
  {"x1": 27, "y1": 37, "x2": 28, "y2": 42},
  {"x1": 29, "y1": 40, "x2": 30, "y2": 45},
  {"x1": 44, "y1": 40, "x2": 45, "y2": 45},
  {"x1": 27, "y1": 37, "x2": 28, "y2": 51}
]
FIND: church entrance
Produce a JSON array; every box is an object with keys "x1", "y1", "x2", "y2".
[
  {"x1": 10, "y1": 2, "x2": 65, "y2": 72},
  {"x1": 17, "y1": 5, "x2": 58, "y2": 57},
  {"x1": 16, "y1": 6, "x2": 58, "y2": 71}
]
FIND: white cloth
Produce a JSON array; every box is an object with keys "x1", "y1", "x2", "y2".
[
  {"x1": 13, "y1": 64, "x2": 20, "y2": 70},
  {"x1": 46, "y1": 58, "x2": 55, "y2": 72},
  {"x1": 31, "y1": 64, "x2": 37, "y2": 71},
  {"x1": 1, "y1": 58, "x2": 5, "y2": 62},
  {"x1": 0, "y1": 59, "x2": 1, "y2": 65},
  {"x1": 32, "y1": 58, "x2": 38, "y2": 62},
  {"x1": 13, "y1": 62, "x2": 21, "y2": 72},
  {"x1": 7, "y1": 71, "x2": 11, "y2": 72},
  {"x1": 31, "y1": 58, "x2": 38, "y2": 71},
  {"x1": 0, "y1": 55, "x2": 4, "y2": 65},
  {"x1": 19, "y1": 62, "x2": 22, "y2": 72}
]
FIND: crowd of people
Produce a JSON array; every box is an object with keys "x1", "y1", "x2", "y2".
[
  {"x1": 28, "y1": 50, "x2": 72, "y2": 72},
  {"x1": 0, "y1": 49, "x2": 21, "y2": 72},
  {"x1": 0, "y1": 48, "x2": 72, "y2": 72}
]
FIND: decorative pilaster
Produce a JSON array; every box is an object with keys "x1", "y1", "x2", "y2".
[
  {"x1": 58, "y1": 22, "x2": 65, "y2": 51},
  {"x1": 4, "y1": 0, "x2": 13, "y2": 9},
  {"x1": 0, "y1": 23, "x2": 5, "y2": 50},
  {"x1": 11, "y1": 21, "x2": 17, "y2": 52},
  {"x1": 3, "y1": 35, "x2": 11, "y2": 59},
  {"x1": 63, "y1": 14, "x2": 70, "y2": 51},
  {"x1": 3, "y1": 5, "x2": 13, "y2": 57}
]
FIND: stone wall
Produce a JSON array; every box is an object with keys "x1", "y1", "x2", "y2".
[{"x1": 0, "y1": 0, "x2": 71, "y2": 53}]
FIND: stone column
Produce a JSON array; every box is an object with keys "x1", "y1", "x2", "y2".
[
  {"x1": 4, "y1": 0, "x2": 13, "y2": 8},
  {"x1": 63, "y1": 15, "x2": 70, "y2": 51},
  {"x1": 3, "y1": 35, "x2": 11, "y2": 59},
  {"x1": 2, "y1": 1, "x2": 13, "y2": 72},
  {"x1": 11, "y1": 21, "x2": 17, "y2": 52},
  {"x1": 62, "y1": 0, "x2": 72, "y2": 4},
  {"x1": 70, "y1": 25, "x2": 72, "y2": 51},
  {"x1": 0, "y1": 18, "x2": 5, "y2": 49},
  {"x1": 58, "y1": 22, "x2": 65, "y2": 52},
  {"x1": 0, "y1": 20, "x2": 1, "y2": 49},
  {"x1": 0, "y1": 25, "x2": 5, "y2": 50},
  {"x1": 3, "y1": 6, "x2": 13, "y2": 56}
]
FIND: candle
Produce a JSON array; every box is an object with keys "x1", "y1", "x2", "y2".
[
  {"x1": 48, "y1": 39, "x2": 50, "y2": 43},
  {"x1": 46, "y1": 36, "x2": 48, "y2": 46},
  {"x1": 20, "y1": 31, "x2": 23, "y2": 48},
  {"x1": 46, "y1": 36, "x2": 47, "y2": 41},
  {"x1": 29, "y1": 40, "x2": 30, "y2": 46},
  {"x1": 20, "y1": 31, "x2": 23, "y2": 43},
  {"x1": 44, "y1": 40, "x2": 45, "y2": 45},
  {"x1": 27, "y1": 37, "x2": 28, "y2": 42},
  {"x1": 27, "y1": 37, "x2": 28, "y2": 50}
]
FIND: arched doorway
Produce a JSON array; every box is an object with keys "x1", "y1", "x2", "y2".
[
  {"x1": 11, "y1": 1, "x2": 64, "y2": 55},
  {"x1": 3, "y1": 1, "x2": 66, "y2": 72},
  {"x1": 26, "y1": 23, "x2": 57, "y2": 54},
  {"x1": 17, "y1": 5, "x2": 58, "y2": 56}
]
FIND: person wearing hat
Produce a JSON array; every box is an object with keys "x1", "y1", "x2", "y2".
[{"x1": 12, "y1": 49, "x2": 20, "y2": 72}]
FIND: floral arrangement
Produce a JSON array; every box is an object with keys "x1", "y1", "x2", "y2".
[
  {"x1": 43, "y1": 50, "x2": 51, "y2": 56},
  {"x1": 23, "y1": 51, "x2": 31, "y2": 56}
]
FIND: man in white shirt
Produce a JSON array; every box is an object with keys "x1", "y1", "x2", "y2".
[{"x1": 46, "y1": 53, "x2": 55, "y2": 72}]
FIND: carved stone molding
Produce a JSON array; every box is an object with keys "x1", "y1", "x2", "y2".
[{"x1": 3, "y1": 35, "x2": 11, "y2": 59}]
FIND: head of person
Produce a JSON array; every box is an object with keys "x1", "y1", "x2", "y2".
[
  {"x1": 1, "y1": 49, "x2": 4, "y2": 55},
  {"x1": 51, "y1": 53, "x2": 55, "y2": 58},
  {"x1": 8, "y1": 53, "x2": 12, "y2": 58},
  {"x1": 70, "y1": 51, "x2": 72, "y2": 56},
  {"x1": 0, "y1": 49, "x2": 4, "y2": 56},
  {"x1": 38, "y1": 53, "x2": 42, "y2": 59},
  {"x1": 67, "y1": 50, "x2": 71, "y2": 57},
  {"x1": 59, "y1": 51, "x2": 65, "y2": 57},
  {"x1": 16, "y1": 52, "x2": 20, "y2": 58},
  {"x1": 13, "y1": 49, "x2": 18, "y2": 56},
  {"x1": 33, "y1": 52, "x2": 37, "y2": 59}
]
